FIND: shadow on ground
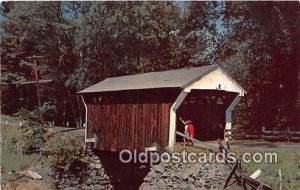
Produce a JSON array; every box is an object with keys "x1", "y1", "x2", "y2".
[{"x1": 94, "y1": 150, "x2": 150, "y2": 190}]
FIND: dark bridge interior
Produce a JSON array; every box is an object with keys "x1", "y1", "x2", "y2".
[{"x1": 176, "y1": 90, "x2": 237, "y2": 141}]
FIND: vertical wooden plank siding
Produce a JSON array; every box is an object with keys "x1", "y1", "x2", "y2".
[{"x1": 87, "y1": 102, "x2": 171, "y2": 152}]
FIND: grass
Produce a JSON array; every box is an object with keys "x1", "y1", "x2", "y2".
[
  {"x1": 1, "y1": 150, "x2": 42, "y2": 182},
  {"x1": 0, "y1": 124, "x2": 42, "y2": 183},
  {"x1": 234, "y1": 149, "x2": 300, "y2": 190},
  {"x1": 1, "y1": 124, "x2": 22, "y2": 141}
]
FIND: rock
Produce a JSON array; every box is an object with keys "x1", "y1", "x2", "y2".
[
  {"x1": 64, "y1": 179, "x2": 71, "y2": 185},
  {"x1": 139, "y1": 182, "x2": 151, "y2": 190},
  {"x1": 157, "y1": 179, "x2": 167, "y2": 189},
  {"x1": 93, "y1": 175, "x2": 104, "y2": 181},
  {"x1": 204, "y1": 182, "x2": 211, "y2": 188},
  {"x1": 174, "y1": 172, "x2": 183, "y2": 179},
  {"x1": 161, "y1": 172, "x2": 169, "y2": 178},
  {"x1": 24, "y1": 170, "x2": 43, "y2": 180},
  {"x1": 151, "y1": 184, "x2": 159, "y2": 190},
  {"x1": 182, "y1": 173, "x2": 189, "y2": 180},
  {"x1": 98, "y1": 181, "x2": 106, "y2": 186},
  {"x1": 91, "y1": 184, "x2": 105, "y2": 190},
  {"x1": 211, "y1": 177, "x2": 219, "y2": 182},
  {"x1": 90, "y1": 163, "x2": 96, "y2": 168},
  {"x1": 148, "y1": 171, "x2": 158, "y2": 178},
  {"x1": 167, "y1": 181, "x2": 173, "y2": 187},
  {"x1": 173, "y1": 183, "x2": 180, "y2": 189},
  {"x1": 64, "y1": 187, "x2": 77, "y2": 190},
  {"x1": 72, "y1": 180, "x2": 79, "y2": 185},
  {"x1": 195, "y1": 180, "x2": 203, "y2": 187},
  {"x1": 208, "y1": 170, "x2": 215, "y2": 177},
  {"x1": 95, "y1": 164, "x2": 102, "y2": 169},
  {"x1": 180, "y1": 183, "x2": 188, "y2": 189},
  {"x1": 86, "y1": 179, "x2": 93, "y2": 185},
  {"x1": 204, "y1": 164, "x2": 213, "y2": 170},
  {"x1": 90, "y1": 170, "x2": 97, "y2": 177},
  {"x1": 185, "y1": 166, "x2": 199, "y2": 176},
  {"x1": 144, "y1": 176, "x2": 151, "y2": 182},
  {"x1": 153, "y1": 165, "x2": 165, "y2": 173},
  {"x1": 188, "y1": 177, "x2": 195, "y2": 182},
  {"x1": 141, "y1": 160, "x2": 225, "y2": 189},
  {"x1": 92, "y1": 155, "x2": 99, "y2": 160},
  {"x1": 56, "y1": 185, "x2": 65, "y2": 189},
  {"x1": 200, "y1": 178, "x2": 206, "y2": 184}
]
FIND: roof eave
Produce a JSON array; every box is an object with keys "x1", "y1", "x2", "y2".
[
  {"x1": 181, "y1": 64, "x2": 219, "y2": 89},
  {"x1": 181, "y1": 64, "x2": 247, "y2": 95}
]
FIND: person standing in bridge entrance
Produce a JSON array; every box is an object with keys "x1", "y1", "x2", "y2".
[
  {"x1": 187, "y1": 120, "x2": 195, "y2": 146},
  {"x1": 179, "y1": 118, "x2": 195, "y2": 146}
]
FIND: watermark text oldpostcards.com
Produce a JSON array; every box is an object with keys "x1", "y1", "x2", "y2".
[{"x1": 119, "y1": 149, "x2": 278, "y2": 166}]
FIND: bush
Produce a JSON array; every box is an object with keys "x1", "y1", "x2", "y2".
[
  {"x1": 17, "y1": 102, "x2": 55, "y2": 153},
  {"x1": 45, "y1": 133, "x2": 86, "y2": 173}
]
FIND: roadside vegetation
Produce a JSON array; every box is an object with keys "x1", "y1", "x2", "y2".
[
  {"x1": 0, "y1": 104, "x2": 86, "y2": 189},
  {"x1": 1, "y1": 125, "x2": 42, "y2": 182},
  {"x1": 236, "y1": 149, "x2": 300, "y2": 190}
]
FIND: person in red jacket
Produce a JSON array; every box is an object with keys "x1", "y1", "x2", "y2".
[
  {"x1": 188, "y1": 120, "x2": 195, "y2": 146},
  {"x1": 180, "y1": 118, "x2": 195, "y2": 146}
]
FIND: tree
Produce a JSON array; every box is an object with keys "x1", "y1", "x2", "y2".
[
  {"x1": 2, "y1": 1, "x2": 298, "y2": 132},
  {"x1": 219, "y1": 1, "x2": 300, "y2": 130},
  {"x1": 1, "y1": 2, "x2": 84, "y2": 125},
  {"x1": 66, "y1": 1, "x2": 183, "y2": 91},
  {"x1": 1, "y1": 2, "x2": 185, "y2": 125},
  {"x1": 176, "y1": 1, "x2": 221, "y2": 66}
]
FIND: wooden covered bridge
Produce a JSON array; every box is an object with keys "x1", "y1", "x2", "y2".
[{"x1": 78, "y1": 65, "x2": 246, "y2": 152}]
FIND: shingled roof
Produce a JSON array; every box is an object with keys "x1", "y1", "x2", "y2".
[{"x1": 78, "y1": 65, "x2": 218, "y2": 93}]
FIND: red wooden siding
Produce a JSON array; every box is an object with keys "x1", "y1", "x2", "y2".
[
  {"x1": 84, "y1": 89, "x2": 182, "y2": 152},
  {"x1": 87, "y1": 102, "x2": 171, "y2": 152}
]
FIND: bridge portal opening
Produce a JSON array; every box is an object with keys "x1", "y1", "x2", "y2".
[{"x1": 176, "y1": 90, "x2": 238, "y2": 142}]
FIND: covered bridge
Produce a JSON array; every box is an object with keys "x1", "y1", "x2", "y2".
[{"x1": 78, "y1": 65, "x2": 246, "y2": 152}]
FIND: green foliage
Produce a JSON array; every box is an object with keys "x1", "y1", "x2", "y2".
[
  {"x1": 1, "y1": 1, "x2": 299, "y2": 131},
  {"x1": 238, "y1": 150, "x2": 300, "y2": 190},
  {"x1": 17, "y1": 102, "x2": 55, "y2": 152},
  {"x1": 1, "y1": 1, "x2": 81, "y2": 125},
  {"x1": 1, "y1": 125, "x2": 23, "y2": 155},
  {"x1": 45, "y1": 133, "x2": 86, "y2": 172},
  {"x1": 0, "y1": 124, "x2": 42, "y2": 182},
  {"x1": 218, "y1": 1, "x2": 299, "y2": 130},
  {"x1": 67, "y1": 1, "x2": 184, "y2": 91}
]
